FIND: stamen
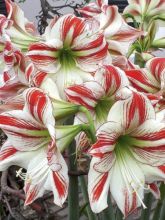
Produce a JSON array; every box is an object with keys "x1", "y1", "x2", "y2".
[
  {"x1": 116, "y1": 145, "x2": 149, "y2": 208},
  {"x1": 16, "y1": 168, "x2": 27, "y2": 181},
  {"x1": 133, "y1": 187, "x2": 147, "y2": 209}
]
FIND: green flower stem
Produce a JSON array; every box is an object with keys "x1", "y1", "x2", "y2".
[
  {"x1": 68, "y1": 139, "x2": 79, "y2": 220},
  {"x1": 101, "y1": 196, "x2": 116, "y2": 220},
  {"x1": 140, "y1": 192, "x2": 153, "y2": 220},
  {"x1": 152, "y1": 38, "x2": 165, "y2": 48},
  {"x1": 134, "y1": 52, "x2": 146, "y2": 68},
  {"x1": 79, "y1": 106, "x2": 96, "y2": 143},
  {"x1": 79, "y1": 176, "x2": 97, "y2": 220},
  {"x1": 160, "y1": 199, "x2": 165, "y2": 220},
  {"x1": 152, "y1": 183, "x2": 165, "y2": 220}
]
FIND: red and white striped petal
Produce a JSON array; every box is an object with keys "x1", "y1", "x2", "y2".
[
  {"x1": 45, "y1": 15, "x2": 86, "y2": 46},
  {"x1": 137, "y1": 163, "x2": 165, "y2": 183},
  {"x1": 89, "y1": 121, "x2": 122, "y2": 157},
  {"x1": 112, "y1": 55, "x2": 135, "y2": 71},
  {"x1": 5, "y1": 0, "x2": 39, "y2": 45},
  {"x1": 0, "y1": 88, "x2": 55, "y2": 151},
  {"x1": 0, "y1": 140, "x2": 36, "y2": 171},
  {"x1": 110, "y1": 155, "x2": 145, "y2": 218},
  {"x1": 52, "y1": 65, "x2": 94, "y2": 100},
  {"x1": 94, "y1": 65, "x2": 129, "y2": 97},
  {"x1": 66, "y1": 81, "x2": 105, "y2": 110},
  {"x1": 23, "y1": 88, "x2": 55, "y2": 138},
  {"x1": 0, "y1": 110, "x2": 50, "y2": 151},
  {"x1": 73, "y1": 34, "x2": 109, "y2": 72},
  {"x1": 77, "y1": 3, "x2": 101, "y2": 18},
  {"x1": 108, "y1": 88, "x2": 155, "y2": 131},
  {"x1": 0, "y1": 74, "x2": 25, "y2": 101},
  {"x1": 125, "y1": 69, "x2": 159, "y2": 93},
  {"x1": 130, "y1": 119, "x2": 165, "y2": 165},
  {"x1": 46, "y1": 149, "x2": 69, "y2": 206},
  {"x1": 99, "y1": 5, "x2": 122, "y2": 36},
  {"x1": 149, "y1": 183, "x2": 160, "y2": 199},
  {"x1": 146, "y1": 57, "x2": 165, "y2": 92},
  {"x1": 106, "y1": 20, "x2": 143, "y2": 55},
  {"x1": 0, "y1": 94, "x2": 24, "y2": 113},
  {"x1": 24, "y1": 147, "x2": 68, "y2": 207},
  {"x1": 28, "y1": 42, "x2": 61, "y2": 73},
  {"x1": 88, "y1": 154, "x2": 114, "y2": 213}
]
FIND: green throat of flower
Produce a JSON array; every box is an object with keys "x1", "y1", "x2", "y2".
[
  {"x1": 95, "y1": 98, "x2": 114, "y2": 123},
  {"x1": 115, "y1": 134, "x2": 135, "y2": 159},
  {"x1": 58, "y1": 47, "x2": 76, "y2": 69}
]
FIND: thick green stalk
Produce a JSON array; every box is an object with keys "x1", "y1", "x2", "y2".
[
  {"x1": 101, "y1": 196, "x2": 116, "y2": 220},
  {"x1": 160, "y1": 199, "x2": 165, "y2": 220},
  {"x1": 153, "y1": 183, "x2": 165, "y2": 220},
  {"x1": 79, "y1": 176, "x2": 97, "y2": 220},
  {"x1": 79, "y1": 106, "x2": 96, "y2": 143},
  {"x1": 68, "y1": 140, "x2": 79, "y2": 220},
  {"x1": 134, "y1": 52, "x2": 146, "y2": 68},
  {"x1": 141, "y1": 193, "x2": 153, "y2": 220}
]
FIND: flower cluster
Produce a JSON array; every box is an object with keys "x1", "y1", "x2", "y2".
[{"x1": 0, "y1": 0, "x2": 165, "y2": 218}]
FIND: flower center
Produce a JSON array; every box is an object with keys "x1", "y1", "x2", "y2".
[
  {"x1": 58, "y1": 47, "x2": 76, "y2": 68},
  {"x1": 95, "y1": 98, "x2": 114, "y2": 123}
]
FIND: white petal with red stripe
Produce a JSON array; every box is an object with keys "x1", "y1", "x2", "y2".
[
  {"x1": 108, "y1": 88, "x2": 155, "y2": 131},
  {"x1": 66, "y1": 81, "x2": 105, "y2": 110},
  {"x1": 88, "y1": 154, "x2": 114, "y2": 213}
]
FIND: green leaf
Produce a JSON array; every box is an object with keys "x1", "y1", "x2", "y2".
[
  {"x1": 152, "y1": 14, "x2": 165, "y2": 22},
  {"x1": 123, "y1": 13, "x2": 139, "y2": 28},
  {"x1": 152, "y1": 38, "x2": 165, "y2": 48}
]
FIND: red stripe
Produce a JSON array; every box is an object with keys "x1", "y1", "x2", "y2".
[
  {"x1": 135, "y1": 130, "x2": 165, "y2": 141},
  {"x1": 127, "y1": 93, "x2": 146, "y2": 128},
  {"x1": 0, "y1": 115, "x2": 40, "y2": 130},
  {"x1": 77, "y1": 43, "x2": 108, "y2": 60},
  {"x1": 25, "y1": 64, "x2": 34, "y2": 82},
  {"x1": 62, "y1": 16, "x2": 85, "y2": 44},
  {"x1": 29, "y1": 43, "x2": 58, "y2": 52},
  {"x1": 73, "y1": 35, "x2": 104, "y2": 51},
  {"x1": 92, "y1": 172, "x2": 108, "y2": 202},
  {"x1": 33, "y1": 72, "x2": 47, "y2": 87},
  {"x1": 124, "y1": 191, "x2": 137, "y2": 217},
  {"x1": 52, "y1": 172, "x2": 67, "y2": 198},
  {"x1": 28, "y1": 55, "x2": 56, "y2": 63},
  {"x1": 158, "y1": 165, "x2": 165, "y2": 174},
  {"x1": 125, "y1": 70, "x2": 158, "y2": 92},
  {"x1": 25, "y1": 185, "x2": 38, "y2": 205},
  {"x1": 27, "y1": 89, "x2": 47, "y2": 122},
  {"x1": 104, "y1": 66, "x2": 121, "y2": 94},
  {"x1": 0, "y1": 146, "x2": 17, "y2": 160}
]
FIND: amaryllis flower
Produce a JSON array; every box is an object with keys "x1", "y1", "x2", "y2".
[
  {"x1": 88, "y1": 87, "x2": 165, "y2": 217},
  {"x1": 0, "y1": 88, "x2": 83, "y2": 206},
  {"x1": 124, "y1": 0, "x2": 165, "y2": 26},
  {"x1": 125, "y1": 57, "x2": 165, "y2": 94},
  {"x1": 98, "y1": 5, "x2": 143, "y2": 55},
  {"x1": 66, "y1": 65, "x2": 129, "y2": 150},
  {"x1": 4, "y1": 0, "x2": 39, "y2": 50},
  {"x1": 125, "y1": 57, "x2": 165, "y2": 112},
  {"x1": 79, "y1": 2, "x2": 143, "y2": 55},
  {"x1": 28, "y1": 14, "x2": 109, "y2": 98},
  {"x1": 66, "y1": 65, "x2": 129, "y2": 126}
]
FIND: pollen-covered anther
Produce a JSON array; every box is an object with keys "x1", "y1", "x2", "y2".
[{"x1": 16, "y1": 168, "x2": 27, "y2": 181}]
